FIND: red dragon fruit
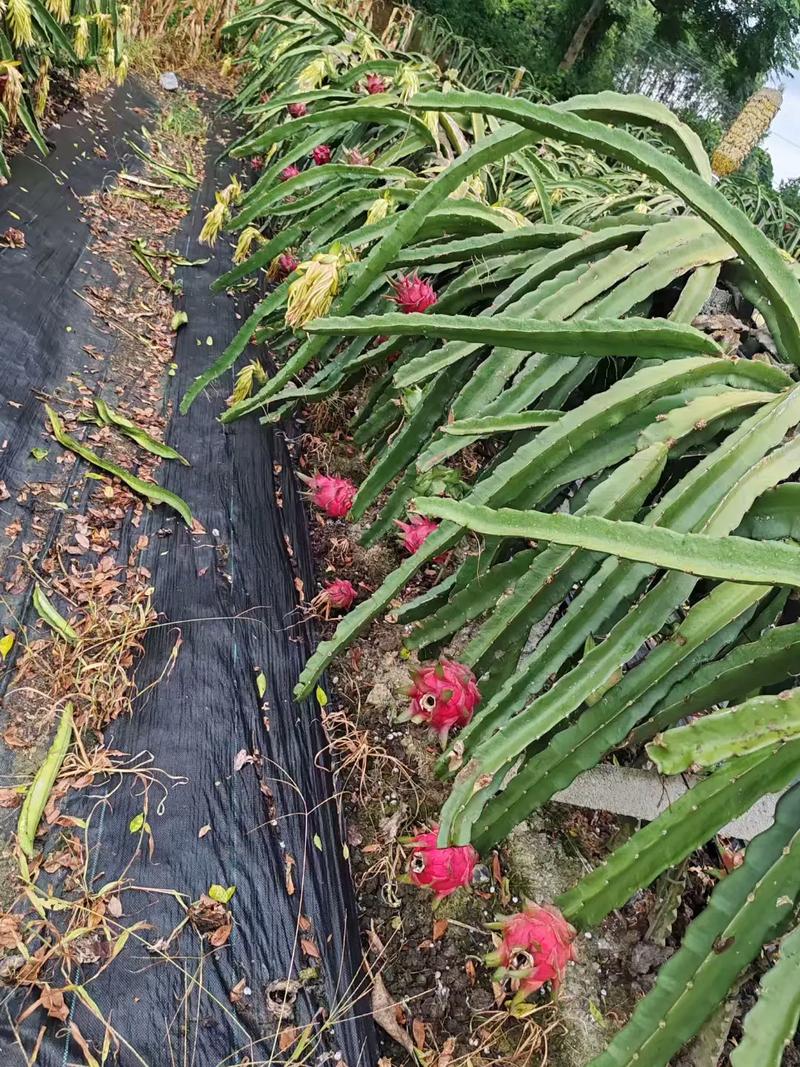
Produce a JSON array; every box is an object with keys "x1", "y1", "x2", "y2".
[
  {"x1": 299, "y1": 473, "x2": 357, "y2": 519},
  {"x1": 276, "y1": 252, "x2": 300, "y2": 280},
  {"x1": 311, "y1": 578, "x2": 357, "y2": 618},
  {"x1": 311, "y1": 144, "x2": 332, "y2": 166},
  {"x1": 486, "y1": 903, "x2": 578, "y2": 1001},
  {"x1": 281, "y1": 164, "x2": 301, "y2": 181},
  {"x1": 251, "y1": 156, "x2": 264, "y2": 172},
  {"x1": 364, "y1": 73, "x2": 387, "y2": 94},
  {"x1": 401, "y1": 658, "x2": 481, "y2": 744},
  {"x1": 407, "y1": 827, "x2": 479, "y2": 900},
  {"x1": 288, "y1": 101, "x2": 308, "y2": 117},
  {"x1": 391, "y1": 273, "x2": 438, "y2": 314},
  {"x1": 395, "y1": 514, "x2": 440, "y2": 555}
]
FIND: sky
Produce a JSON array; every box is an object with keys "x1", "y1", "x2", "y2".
[{"x1": 764, "y1": 71, "x2": 800, "y2": 184}]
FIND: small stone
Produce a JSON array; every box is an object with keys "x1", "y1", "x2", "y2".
[{"x1": 160, "y1": 72, "x2": 180, "y2": 91}]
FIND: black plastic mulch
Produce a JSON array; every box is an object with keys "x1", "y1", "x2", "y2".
[{"x1": 0, "y1": 81, "x2": 377, "y2": 1067}]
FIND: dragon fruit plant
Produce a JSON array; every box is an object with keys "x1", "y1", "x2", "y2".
[
  {"x1": 311, "y1": 578, "x2": 357, "y2": 618},
  {"x1": 390, "y1": 273, "x2": 437, "y2": 314},
  {"x1": 399, "y1": 658, "x2": 481, "y2": 745},
  {"x1": 312, "y1": 144, "x2": 332, "y2": 165},
  {"x1": 407, "y1": 827, "x2": 479, "y2": 900},
  {"x1": 486, "y1": 903, "x2": 578, "y2": 1002},
  {"x1": 298, "y1": 473, "x2": 357, "y2": 519}
]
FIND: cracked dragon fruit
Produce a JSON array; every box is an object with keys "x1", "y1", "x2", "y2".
[
  {"x1": 486, "y1": 902, "x2": 577, "y2": 1000},
  {"x1": 312, "y1": 578, "x2": 357, "y2": 617},
  {"x1": 402, "y1": 658, "x2": 480, "y2": 744},
  {"x1": 281, "y1": 164, "x2": 301, "y2": 180},
  {"x1": 288, "y1": 101, "x2": 308, "y2": 117},
  {"x1": 364, "y1": 73, "x2": 387, "y2": 94},
  {"x1": 391, "y1": 273, "x2": 437, "y2": 314},
  {"x1": 300, "y1": 473, "x2": 357, "y2": 519},
  {"x1": 407, "y1": 827, "x2": 479, "y2": 899},
  {"x1": 311, "y1": 144, "x2": 332, "y2": 166}
]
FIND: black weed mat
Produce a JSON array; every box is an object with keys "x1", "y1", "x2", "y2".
[{"x1": 0, "y1": 86, "x2": 377, "y2": 1066}]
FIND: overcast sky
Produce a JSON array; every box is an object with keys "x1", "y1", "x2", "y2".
[{"x1": 764, "y1": 72, "x2": 800, "y2": 185}]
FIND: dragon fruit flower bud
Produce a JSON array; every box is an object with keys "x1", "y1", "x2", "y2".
[
  {"x1": 408, "y1": 827, "x2": 479, "y2": 900},
  {"x1": 311, "y1": 144, "x2": 332, "y2": 166},
  {"x1": 485, "y1": 902, "x2": 577, "y2": 1001},
  {"x1": 281, "y1": 164, "x2": 301, "y2": 181},
  {"x1": 311, "y1": 578, "x2": 357, "y2": 618},
  {"x1": 344, "y1": 147, "x2": 370, "y2": 167},
  {"x1": 391, "y1": 273, "x2": 437, "y2": 314},
  {"x1": 364, "y1": 73, "x2": 387, "y2": 94},
  {"x1": 404, "y1": 658, "x2": 480, "y2": 745},
  {"x1": 299, "y1": 473, "x2": 357, "y2": 519},
  {"x1": 288, "y1": 101, "x2": 308, "y2": 117}
]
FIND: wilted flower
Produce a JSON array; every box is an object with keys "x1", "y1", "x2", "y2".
[
  {"x1": 492, "y1": 203, "x2": 528, "y2": 229},
  {"x1": 486, "y1": 903, "x2": 577, "y2": 1001},
  {"x1": 391, "y1": 273, "x2": 437, "y2": 314},
  {"x1": 0, "y1": 62, "x2": 24, "y2": 125},
  {"x1": 233, "y1": 227, "x2": 264, "y2": 265},
  {"x1": 344, "y1": 147, "x2": 370, "y2": 167},
  {"x1": 72, "y1": 16, "x2": 90, "y2": 59},
  {"x1": 1, "y1": 227, "x2": 26, "y2": 248},
  {"x1": 6, "y1": 0, "x2": 33, "y2": 46},
  {"x1": 396, "y1": 64, "x2": 421, "y2": 103},
  {"x1": 311, "y1": 144, "x2": 332, "y2": 166},
  {"x1": 226, "y1": 360, "x2": 267, "y2": 407},
  {"x1": 366, "y1": 194, "x2": 393, "y2": 226},
  {"x1": 311, "y1": 579, "x2": 358, "y2": 618},
  {"x1": 408, "y1": 827, "x2": 479, "y2": 899},
  {"x1": 199, "y1": 181, "x2": 242, "y2": 247},
  {"x1": 400, "y1": 659, "x2": 481, "y2": 745},
  {"x1": 297, "y1": 56, "x2": 329, "y2": 92},
  {"x1": 285, "y1": 250, "x2": 352, "y2": 329},
  {"x1": 298, "y1": 473, "x2": 357, "y2": 519}
]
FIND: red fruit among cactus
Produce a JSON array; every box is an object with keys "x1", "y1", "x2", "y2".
[
  {"x1": 401, "y1": 658, "x2": 480, "y2": 744},
  {"x1": 299, "y1": 473, "x2": 357, "y2": 519},
  {"x1": 251, "y1": 156, "x2": 264, "y2": 172},
  {"x1": 407, "y1": 827, "x2": 479, "y2": 900},
  {"x1": 311, "y1": 144, "x2": 332, "y2": 166},
  {"x1": 281, "y1": 164, "x2": 301, "y2": 180},
  {"x1": 486, "y1": 903, "x2": 577, "y2": 1001},
  {"x1": 391, "y1": 273, "x2": 438, "y2": 314},
  {"x1": 395, "y1": 514, "x2": 439, "y2": 555},
  {"x1": 364, "y1": 73, "x2": 387, "y2": 94},
  {"x1": 311, "y1": 578, "x2": 357, "y2": 618},
  {"x1": 276, "y1": 252, "x2": 300, "y2": 280},
  {"x1": 287, "y1": 101, "x2": 308, "y2": 117}
]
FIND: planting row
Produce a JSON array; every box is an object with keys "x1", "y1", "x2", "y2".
[{"x1": 194, "y1": 1, "x2": 800, "y2": 1063}]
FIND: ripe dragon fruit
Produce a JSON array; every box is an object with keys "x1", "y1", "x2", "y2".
[
  {"x1": 395, "y1": 514, "x2": 439, "y2": 555},
  {"x1": 407, "y1": 827, "x2": 479, "y2": 900},
  {"x1": 311, "y1": 578, "x2": 358, "y2": 618},
  {"x1": 299, "y1": 473, "x2": 357, "y2": 519},
  {"x1": 485, "y1": 902, "x2": 578, "y2": 1001},
  {"x1": 311, "y1": 144, "x2": 332, "y2": 166},
  {"x1": 281, "y1": 164, "x2": 301, "y2": 181},
  {"x1": 400, "y1": 658, "x2": 481, "y2": 744},
  {"x1": 251, "y1": 156, "x2": 264, "y2": 172},
  {"x1": 288, "y1": 101, "x2": 308, "y2": 117},
  {"x1": 275, "y1": 252, "x2": 300, "y2": 280},
  {"x1": 364, "y1": 73, "x2": 387, "y2": 94},
  {"x1": 391, "y1": 273, "x2": 438, "y2": 314}
]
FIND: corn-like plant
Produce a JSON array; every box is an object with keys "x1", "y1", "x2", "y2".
[
  {"x1": 0, "y1": 0, "x2": 128, "y2": 177},
  {"x1": 197, "y1": 2, "x2": 800, "y2": 1061}
]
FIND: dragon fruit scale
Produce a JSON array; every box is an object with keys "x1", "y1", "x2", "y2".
[
  {"x1": 407, "y1": 827, "x2": 479, "y2": 899},
  {"x1": 391, "y1": 272, "x2": 437, "y2": 314},
  {"x1": 401, "y1": 658, "x2": 480, "y2": 744},
  {"x1": 485, "y1": 902, "x2": 578, "y2": 1001}
]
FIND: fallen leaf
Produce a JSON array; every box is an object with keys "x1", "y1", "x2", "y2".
[
  {"x1": 107, "y1": 896, "x2": 123, "y2": 919},
  {"x1": 412, "y1": 1018, "x2": 426, "y2": 1050},
  {"x1": 371, "y1": 973, "x2": 414, "y2": 1055},
  {"x1": 198, "y1": 824, "x2": 211, "y2": 838},
  {"x1": 437, "y1": 1037, "x2": 456, "y2": 1066},
  {"x1": 279, "y1": 1026, "x2": 298, "y2": 1052},
  {"x1": 432, "y1": 919, "x2": 448, "y2": 942},
  {"x1": 284, "y1": 854, "x2": 296, "y2": 896},
  {"x1": 0, "y1": 787, "x2": 22, "y2": 808},
  {"x1": 229, "y1": 978, "x2": 247, "y2": 1004},
  {"x1": 301, "y1": 937, "x2": 320, "y2": 959}
]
